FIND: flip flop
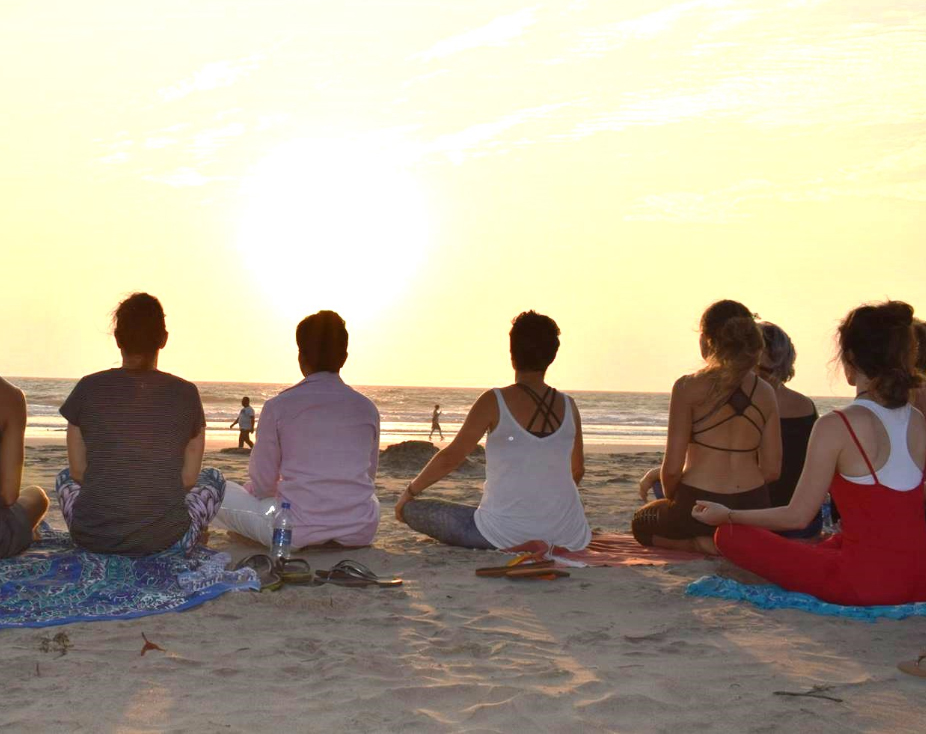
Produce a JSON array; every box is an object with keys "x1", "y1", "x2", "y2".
[
  {"x1": 898, "y1": 654, "x2": 926, "y2": 678},
  {"x1": 278, "y1": 558, "x2": 314, "y2": 585},
  {"x1": 314, "y1": 560, "x2": 403, "y2": 588},
  {"x1": 233, "y1": 554, "x2": 283, "y2": 592},
  {"x1": 504, "y1": 566, "x2": 570, "y2": 580},
  {"x1": 475, "y1": 560, "x2": 556, "y2": 578}
]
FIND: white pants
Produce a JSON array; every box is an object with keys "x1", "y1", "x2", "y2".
[{"x1": 213, "y1": 481, "x2": 277, "y2": 547}]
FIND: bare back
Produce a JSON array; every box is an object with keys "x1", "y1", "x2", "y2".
[{"x1": 670, "y1": 372, "x2": 781, "y2": 494}]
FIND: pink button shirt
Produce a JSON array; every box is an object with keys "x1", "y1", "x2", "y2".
[{"x1": 246, "y1": 372, "x2": 380, "y2": 547}]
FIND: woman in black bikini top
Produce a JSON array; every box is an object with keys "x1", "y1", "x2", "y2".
[{"x1": 633, "y1": 299, "x2": 782, "y2": 555}]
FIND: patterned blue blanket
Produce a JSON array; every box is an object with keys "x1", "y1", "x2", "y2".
[
  {"x1": 687, "y1": 575, "x2": 926, "y2": 621},
  {"x1": 0, "y1": 526, "x2": 259, "y2": 629}
]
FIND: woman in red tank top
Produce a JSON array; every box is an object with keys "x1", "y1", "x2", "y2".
[{"x1": 692, "y1": 300, "x2": 926, "y2": 606}]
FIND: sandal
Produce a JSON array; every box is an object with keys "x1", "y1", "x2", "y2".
[
  {"x1": 476, "y1": 560, "x2": 556, "y2": 578},
  {"x1": 278, "y1": 558, "x2": 314, "y2": 585},
  {"x1": 504, "y1": 566, "x2": 570, "y2": 580},
  {"x1": 233, "y1": 554, "x2": 283, "y2": 592},
  {"x1": 314, "y1": 560, "x2": 403, "y2": 588},
  {"x1": 898, "y1": 654, "x2": 926, "y2": 678}
]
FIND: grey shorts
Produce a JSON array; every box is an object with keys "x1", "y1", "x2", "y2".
[{"x1": 0, "y1": 503, "x2": 33, "y2": 559}]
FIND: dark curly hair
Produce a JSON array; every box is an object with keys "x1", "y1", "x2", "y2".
[
  {"x1": 296, "y1": 310, "x2": 348, "y2": 373},
  {"x1": 838, "y1": 300, "x2": 922, "y2": 408},
  {"x1": 113, "y1": 293, "x2": 167, "y2": 356},
  {"x1": 510, "y1": 311, "x2": 560, "y2": 372},
  {"x1": 698, "y1": 299, "x2": 764, "y2": 400},
  {"x1": 913, "y1": 319, "x2": 926, "y2": 373}
]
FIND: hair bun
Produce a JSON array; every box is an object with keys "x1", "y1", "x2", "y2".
[{"x1": 880, "y1": 300, "x2": 914, "y2": 328}]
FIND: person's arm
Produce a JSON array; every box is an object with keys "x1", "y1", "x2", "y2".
[
  {"x1": 248, "y1": 401, "x2": 281, "y2": 499},
  {"x1": 181, "y1": 429, "x2": 205, "y2": 489},
  {"x1": 571, "y1": 398, "x2": 585, "y2": 485},
  {"x1": 0, "y1": 390, "x2": 26, "y2": 507},
  {"x1": 693, "y1": 413, "x2": 843, "y2": 530},
  {"x1": 757, "y1": 387, "x2": 782, "y2": 484},
  {"x1": 395, "y1": 391, "x2": 496, "y2": 522},
  {"x1": 659, "y1": 378, "x2": 691, "y2": 500},
  {"x1": 368, "y1": 409, "x2": 380, "y2": 486},
  {"x1": 65, "y1": 423, "x2": 88, "y2": 485},
  {"x1": 230, "y1": 415, "x2": 239, "y2": 429}
]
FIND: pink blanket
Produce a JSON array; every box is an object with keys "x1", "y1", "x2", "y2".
[{"x1": 506, "y1": 533, "x2": 704, "y2": 567}]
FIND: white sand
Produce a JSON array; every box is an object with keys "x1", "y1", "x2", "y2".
[{"x1": 3, "y1": 443, "x2": 926, "y2": 732}]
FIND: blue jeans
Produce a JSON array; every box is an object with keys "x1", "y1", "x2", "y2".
[{"x1": 403, "y1": 499, "x2": 494, "y2": 549}]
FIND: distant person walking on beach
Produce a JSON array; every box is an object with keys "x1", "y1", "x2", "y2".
[
  {"x1": 429, "y1": 404, "x2": 443, "y2": 441},
  {"x1": 230, "y1": 397, "x2": 255, "y2": 449},
  {"x1": 214, "y1": 310, "x2": 381, "y2": 548},
  {"x1": 0, "y1": 376, "x2": 49, "y2": 559}
]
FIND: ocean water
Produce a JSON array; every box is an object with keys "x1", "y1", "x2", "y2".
[{"x1": 11, "y1": 377, "x2": 849, "y2": 448}]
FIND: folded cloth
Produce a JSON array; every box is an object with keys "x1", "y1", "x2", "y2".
[
  {"x1": 506, "y1": 532, "x2": 705, "y2": 567},
  {"x1": 0, "y1": 525, "x2": 259, "y2": 629},
  {"x1": 686, "y1": 575, "x2": 926, "y2": 621}
]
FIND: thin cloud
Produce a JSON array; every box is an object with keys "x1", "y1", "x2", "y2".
[
  {"x1": 158, "y1": 55, "x2": 263, "y2": 102},
  {"x1": 411, "y1": 6, "x2": 539, "y2": 62},
  {"x1": 144, "y1": 167, "x2": 213, "y2": 187}
]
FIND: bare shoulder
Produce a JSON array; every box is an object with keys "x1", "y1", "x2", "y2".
[
  {"x1": 672, "y1": 373, "x2": 704, "y2": 400},
  {"x1": 0, "y1": 377, "x2": 26, "y2": 416}
]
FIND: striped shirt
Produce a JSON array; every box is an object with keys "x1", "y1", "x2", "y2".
[{"x1": 60, "y1": 368, "x2": 205, "y2": 555}]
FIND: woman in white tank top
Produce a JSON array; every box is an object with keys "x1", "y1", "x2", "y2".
[{"x1": 395, "y1": 311, "x2": 592, "y2": 551}]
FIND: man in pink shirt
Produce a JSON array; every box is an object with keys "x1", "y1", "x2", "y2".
[{"x1": 215, "y1": 311, "x2": 380, "y2": 547}]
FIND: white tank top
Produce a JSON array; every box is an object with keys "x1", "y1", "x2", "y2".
[
  {"x1": 840, "y1": 399, "x2": 923, "y2": 491},
  {"x1": 474, "y1": 389, "x2": 592, "y2": 550}
]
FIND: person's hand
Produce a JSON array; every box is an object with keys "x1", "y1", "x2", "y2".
[
  {"x1": 229, "y1": 422, "x2": 235, "y2": 428},
  {"x1": 692, "y1": 500, "x2": 731, "y2": 526},
  {"x1": 639, "y1": 467, "x2": 660, "y2": 501},
  {"x1": 395, "y1": 485, "x2": 416, "y2": 524}
]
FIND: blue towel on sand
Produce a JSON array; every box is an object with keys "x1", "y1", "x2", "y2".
[
  {"x1": 686, "y1": 575, "x2": 926, "y2": 621},
  {"x1": 0, "y1": 526, "x2": 259, "y2": 629}
]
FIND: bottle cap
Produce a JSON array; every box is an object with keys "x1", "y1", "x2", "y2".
[{"x1": 281, "y1": 502, "x2": 291, "y2": 509}]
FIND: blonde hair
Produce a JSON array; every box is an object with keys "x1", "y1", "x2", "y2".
[{"x1": 697, "y1": 300, "x2": 764, "y2": 402}]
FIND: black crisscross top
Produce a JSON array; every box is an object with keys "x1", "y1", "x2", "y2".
[
  {"x1": 515, "y1": 383, "x2": 563, "y2": 438},
  {"x1": 690, "y1": 373, "x2": 766, "y2": 452}
]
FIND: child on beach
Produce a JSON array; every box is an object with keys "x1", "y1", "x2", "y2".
[
  {"x1": 214, "y1": 311, "x2": 381, "y2": 548},
  {"x1": 56, "y1": 293, "x2": 225, "y2": 556},
  {"x1": 634, "y1": 300, "x2": 781, "y2": 554},
  {"x1": 230, "y1": 397, "x2": 256, "y2": 449},
  {"x1": 694, "y1": 300, "x2": 926, "y2": 606},
  {"x1": 395, "y1": 311, "x2": 591, "y2": 551},
  {"x1": 0, "y1": 377, "x2": 49, "y2": 558}
]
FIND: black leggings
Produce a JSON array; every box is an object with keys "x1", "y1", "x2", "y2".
[{"x1": 632, "y1": 483, "x2": 770, "y2": 546}]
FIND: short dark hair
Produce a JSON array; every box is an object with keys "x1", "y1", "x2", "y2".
[
  {"x1": 242, "y1": 397, "x2": 250, "y2": 406},
  {"x1": 296, "y1": 310, "x2": 349, "y2": 372},
  {"x1": 509, "y1": 311, "x2": 560, "y2": 372},
  {"x1": 113, "y1": 293, "x2": 166, "y2": 356}
]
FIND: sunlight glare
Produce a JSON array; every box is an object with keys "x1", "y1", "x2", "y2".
[{"x1": 237, "y1": 137, "x2": 430, "y2": 322}]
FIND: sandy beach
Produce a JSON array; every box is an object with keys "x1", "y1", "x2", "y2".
[{"x1": 2, "y1": 439, "x2": 925, "y2": 732}]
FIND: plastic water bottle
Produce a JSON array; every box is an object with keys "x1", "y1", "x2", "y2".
[
  {"x1": 271, "y1": 501, "x2": 293, "y2": 562},
  {"x1": 821, "y1": 493, "x2": 835, "y2": 534}
]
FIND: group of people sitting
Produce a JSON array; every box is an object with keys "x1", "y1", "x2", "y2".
[{"x1": 2, "y1": 293, "x2": 926, "y2": 608}]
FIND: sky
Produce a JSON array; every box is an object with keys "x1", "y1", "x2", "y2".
[{"x1": 1, "y1": 0, "x2": 924, "y2": 396}]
